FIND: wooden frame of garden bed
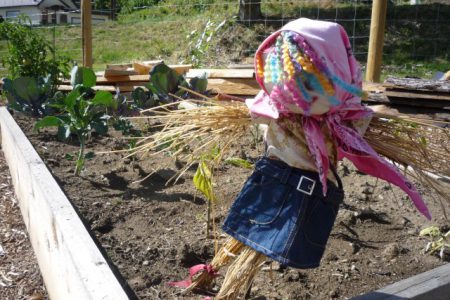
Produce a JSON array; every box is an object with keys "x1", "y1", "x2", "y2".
[
  {"x1": 0, "y1": 107, "x2": 129, "y2": 300},
  {"x1": 0, "y1": 106, "x2": 448, "y2": 299}
]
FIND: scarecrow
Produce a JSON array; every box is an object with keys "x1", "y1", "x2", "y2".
[{"x1": 131, "y1": 18, "x2": 448, "y2": 300}]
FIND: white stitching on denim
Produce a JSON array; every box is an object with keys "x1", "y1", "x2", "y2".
[{"x1": 223, "y1": 225, "x2": 320, "y2": 269}]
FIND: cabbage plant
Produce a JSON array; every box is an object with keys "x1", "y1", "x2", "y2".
[
  {"x1": 3, "y1": 76, "x2": 53, "y2": 116},
  {"x1": 132, "y1": 63, "x2": 208, "y2": 109}
]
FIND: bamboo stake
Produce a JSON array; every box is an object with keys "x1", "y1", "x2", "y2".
[{"x1": 81, "y1": 0, "x2": 93, "y2": 67}]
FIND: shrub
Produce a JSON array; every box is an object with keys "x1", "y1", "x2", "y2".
[{"x1": 0, "y1": 16, "x2": 70, "y2": 93}]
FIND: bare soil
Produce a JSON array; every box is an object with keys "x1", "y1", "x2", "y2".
[
  {"x1": 0, "y1": 149, "x2": 48, "y2": 300},
  {"x1": 10, "y1": 111, "x2": 449, "y2": 300}
]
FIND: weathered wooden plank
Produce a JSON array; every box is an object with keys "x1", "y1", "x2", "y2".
[
  {"x1": 352, "y1": 263, "x2": 450, "y2": 300},
  {"x1": 364, "y1": 93, "x2": 390, "y2": 104},
  {"x1": 105, "y1": 63, "x2": 133, "y2": 69},
  {"x1": 368, "y1": 104, "x2": 450, "y2": 121},
  {"x1": 97, "y1": 64, "x2": 191, "y2": 79},
  {"x1": 387, "y1": 97, "x2": 450, "y2": 109},
  {"x1": 104, "y1": 69, "x2": 138, "y2": 77},
  {"x1": 384, "y1": 76, "x2": 450, "y2": 93},
  {"x1": 0, "y1": 107, "x2": 129, "y2": 300},
  {"x1": 132, "y1": 61, "x2": 164, "y2": 75},
  {"x1": 385, "y1": 90, "x2": 450, "y2": 101},
  {"x1": 186, "y1": 69, "x2": 255, "y2": 79},
  {"x1": 206, "y1": 78, "x2": 260, "y2": 95},
  {"x1": 58, "y1": 85, "x2": 117, "y2": 92}
]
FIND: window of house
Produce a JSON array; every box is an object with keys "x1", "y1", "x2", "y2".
[
  {"x1": 71, "y1": 17, "x2": 81, "y2": 24},
  {"x1": 60, "y1": 13, "x2": 67, "y2": 24},
  {"x1": 41, "y1": 10, "x2": 48, "y2": 25},
  {"x1": 51, "y1": 11, "x2": 57, "y2": 24},
  {"x1": 6, "y1": 11, "x2": 20, "y2": 19}
]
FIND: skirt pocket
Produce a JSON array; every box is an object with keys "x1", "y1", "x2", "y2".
[{"x1": 229, "y1": 170, "x2": 291, "y2": 225}]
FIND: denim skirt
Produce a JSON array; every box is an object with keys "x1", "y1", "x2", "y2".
[{"x1": 222, "y1": 157, "x2": 344, "y2": 269}]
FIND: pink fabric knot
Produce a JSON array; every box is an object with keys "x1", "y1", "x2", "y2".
[{"x1": 167, "y1": 264, "x2": 218, "y2": 289}]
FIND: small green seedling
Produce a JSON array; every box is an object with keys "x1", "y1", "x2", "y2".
[
  {"x1": 193, "y1": 147, "x2": 221, "y2": 238},
  {"x1": 419, "y1": 226, "x2": 449, "y2": 260},
  {"x1": 225, "y1": 157, "x2": 254, "y2": 169},
  {"x1": 35, "y1": 66, "x2": 115, "y2": 175}
]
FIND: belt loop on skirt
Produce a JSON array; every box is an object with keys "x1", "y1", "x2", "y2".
[
  {"x1": 280, "y1": 164, "x2": 292, "y2": 184},
  {"x1": 329, "y1": 164, "x2": 343, "y2": 190}
]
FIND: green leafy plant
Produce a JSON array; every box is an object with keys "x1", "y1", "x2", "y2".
[
  {"x1": 419, "y1": 226, "x2": 449, "y2": 260},
  {"x1": 0, "y1": 16, "x2": 70, "y2": 93},
  {"x1": 224, "y1": 157, "x2": 254, "y2": 169},
  {"x1": 2, "y1": 76, "x2": 53, "y2": 116},
  {"x1": 131, "y1": 63, "x2": 209, "y2": 108},
  {"x1": 193, "y1": 160, "x2": 216, "y2": 203},
  {"x1": 187, "y1": 18, "x2": 228, "y2": 67},
  {"x1": 193, "y1": 146, "x2": 221, "y2": 237},
  {"x1": 35, "y1": 66, "x2": 115, "y2": 175}
]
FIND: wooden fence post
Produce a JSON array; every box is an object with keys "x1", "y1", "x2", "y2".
[
  {"x1": 366, "y1": 0, "x2": 388, "y2": 83},
  {"x1": 238, "y1": 0, "x2": 262, "y2": 24},
  {"x1": 81, "y1": 0, "x2": 93, "y2": 68}
]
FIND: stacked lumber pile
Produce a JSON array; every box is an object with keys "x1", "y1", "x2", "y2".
[
  {"x1": 57, "y1": 62, "x2": 260, "y2": 96},
  {"x1": 383, "y1": 77, "x2": 450, "y2": 109},
  {"x1": 58, "y1": 61, "x2": 192, "y2": 93},
  {"x1": 363, "y1": 77, "x2": 450, "y2": 121}
]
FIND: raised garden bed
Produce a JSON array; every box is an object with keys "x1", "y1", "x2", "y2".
[{"x1": 1, "y1": 106, "x2": 449, "y2": 299}]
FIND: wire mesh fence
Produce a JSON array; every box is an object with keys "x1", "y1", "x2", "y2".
[{"x1": 0, "y1": 0, "x2": 449, "y2": 77}]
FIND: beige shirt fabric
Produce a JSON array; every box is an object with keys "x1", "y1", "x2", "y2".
[{"x1": 254, "y1": 114, "x2": 372, "y2": 183}]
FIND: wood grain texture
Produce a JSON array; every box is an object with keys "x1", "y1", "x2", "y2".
[
  {"x1": 0, "y1": 107, "x2": 129, "y2": 300},
  {"x1": 352, "y1": 263, "x2": 450, "y2": 300},
  {"x1": 384, "y1": 77, "x2": 450, "y2": 93}
]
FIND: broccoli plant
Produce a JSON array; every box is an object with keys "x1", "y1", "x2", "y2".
[
  {"x1": 132, "y1": 63, "x2": 208, "y2": 109},
  {"x1": 35, "y1": 66, "x2": 116, "y2": 175}
]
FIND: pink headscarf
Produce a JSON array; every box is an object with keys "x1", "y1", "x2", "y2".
[{"x1": 250, "y1": 18, "x2": 431, "y2": 220}]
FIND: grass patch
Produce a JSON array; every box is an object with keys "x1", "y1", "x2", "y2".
[{"x1": 0, "y1": 2, "x2": 449, "y2": 80}]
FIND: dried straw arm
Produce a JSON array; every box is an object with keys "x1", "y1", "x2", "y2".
[
  {"x1": 128, "y1": 100, "x2": 449, "y2": 200},
  {"x1": 365, "y1": 114, "x2": 450, "y2": 207}
]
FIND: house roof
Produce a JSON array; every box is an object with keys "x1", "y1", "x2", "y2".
[
  {"x1": 0, "y1": 0, "x2": 43, "y2": 8},
  {"x1": 0, "y1": 0, "x2": 77, "y2": 9}
]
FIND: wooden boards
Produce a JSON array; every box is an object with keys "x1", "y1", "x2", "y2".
[
  {"x1": 58, "y1": 68, "x2": 259, "y2": 95},
  {"x1": 0, "y1": 107, "x2": 129, "y2": 300},
  {"x1": 383, "y1": 77, "x2": 450, "y2": 109},
  {"x1": 384, "y1": 77, "x2": 450, "y2": 93},
  {"x1": 186, "y1": 68, "x2": 255, "y2": 79},
  {"x1": 352, "y1": 263, "x2": 450, "y2": 300},
  {"x1": 53, "y1": 71, "x2": 450, "y2": 107},
  {"x1": 205, "y1": 78, "x2": 259, "y2": 95}
]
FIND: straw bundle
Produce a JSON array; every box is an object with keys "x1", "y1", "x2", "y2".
[
  {"x1": 214, "y1": 246, "x2": 266, "y2": 299},
  {"x1": 126, "y1": 99, "x2": 251, "y2": 182},
  {"x1": 366, "y1": 114, "x2": 450, "y2": 204},
  {"x1": 128, "y1": 99, "x2": 449, "y2": 203}
]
